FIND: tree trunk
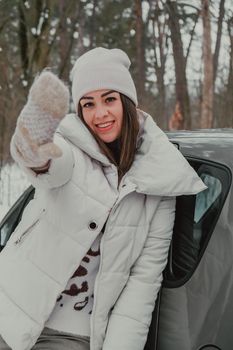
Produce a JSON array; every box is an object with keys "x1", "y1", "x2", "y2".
[
  {"x1": 213, "y1": 0, "x2": 225, "y2": 127},
  {"x1": 89, "y1": 0, "x2": 97, "y2": 49},
  {"x1": 213, "y1": 0, "x2": 225, "y2": 85},
  {"x1": 58, "y1": 0, "x2": 70, "y2": 79},
  {"x1": 167, "y1": 0, "x2": 191, "y2": 129},
  {"x1": 58, "y1": 0, "x2": 81, "y2": 80},
  {"x1": 76, "y1": 1, "x2": 86, "y2": 57},
  {"x1": 150, "y1": 0, "x2": 168, "y2": 129},
  {"x1": 18, "y1": 2, "x2": 29, "y2": 80},
  {"x1": 135, "y1": 0, "x2": 146, "y2": 108},
  {"x1": 30, "y1": 0, "x2": 52, "y2": 75},
  {"x1": 226, "y1": 16, "x2": 233, "y2": 127},
  {"x1": 201, "y1": 0, "x2": 213, "y2": 129}
]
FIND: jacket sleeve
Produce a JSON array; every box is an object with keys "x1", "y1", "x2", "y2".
[
  {"x1": 102, "y1": 196, "x2": 176, "y2": 350},
  {"x1": 10, "y1": 132, "x2": 74, "y2": 189}
]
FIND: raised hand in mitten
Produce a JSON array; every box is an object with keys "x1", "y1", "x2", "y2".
[{"x1": 12, "y1": 71, "x2": 69, "y2": 168}]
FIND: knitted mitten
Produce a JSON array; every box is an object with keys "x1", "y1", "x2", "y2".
[{"x1": 12, "y1": 71, "x2": 69, "y2": 167}]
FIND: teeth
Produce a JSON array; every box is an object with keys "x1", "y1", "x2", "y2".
[{"x1": 97, "y1": 122, "x2": 113, "y2": 128}]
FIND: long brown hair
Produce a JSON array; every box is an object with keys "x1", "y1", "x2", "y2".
[{"x1": 77, "y1": 93, "x2": 139, "y2": 183}]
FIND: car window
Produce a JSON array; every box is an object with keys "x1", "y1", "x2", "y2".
[
  {"x1": 194, "y1": 174, "x2": 222, "y2": 223},
  {"x1": 1, "y1": 209, "x2": 21, "y2": 248},
  {"x1": 163, "y1": 159, "x2": 231, "y2": 287},
  {"x1": 0, "y1": 186, "x2": 35, "y2": 250}
]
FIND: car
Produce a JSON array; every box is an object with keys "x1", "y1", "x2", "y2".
[{"x1": 1, "y1": 129, "x2": 233, "y2": 350}]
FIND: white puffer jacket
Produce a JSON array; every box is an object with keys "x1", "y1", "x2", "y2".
[{"x1": 0, "y1": 112, "x2": 206, "y2": 350}]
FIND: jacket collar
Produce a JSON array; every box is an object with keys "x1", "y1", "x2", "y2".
[
  {"x1": 126, "y1": 110, "x2": 206, "y2": 195},
  {"x1": 57, "y1": 113, "x2": 111, "y2": 166},
  {"x1": 57, "y1": 111, "x2": 206, "y2": 196}
]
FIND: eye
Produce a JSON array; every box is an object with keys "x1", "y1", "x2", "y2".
[
  {"x1": 81, "y1": 101, "x2": 94, "y2": 109},
  {"x1": 105, "y1": 96, "x2": 116, "y2": 103}
]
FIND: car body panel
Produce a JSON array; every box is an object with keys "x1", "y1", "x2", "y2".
[
  {"x1": 157, "y1": 130, "x2": 233, "y2": 350},
  {"x1": 167, "y1": 129, "x2": 233, "y2": 168}
]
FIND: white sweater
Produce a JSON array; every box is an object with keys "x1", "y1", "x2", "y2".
[{"x1": 45, "y1": 234, "x2": 101, "y2": 336}]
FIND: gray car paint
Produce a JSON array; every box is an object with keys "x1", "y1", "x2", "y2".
[{"x1": 158, "y1": 130, "x2": 233, "y2": 350}]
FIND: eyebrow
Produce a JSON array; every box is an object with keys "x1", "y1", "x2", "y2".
[{"x1": 80, "y1": 90, "x2": 116, "y2": 101}]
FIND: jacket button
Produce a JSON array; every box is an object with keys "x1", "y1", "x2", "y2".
[{"x1": 89, "y1": 221, "x2": 98, "y2": 230}]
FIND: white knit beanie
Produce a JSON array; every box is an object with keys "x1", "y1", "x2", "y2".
[{"x1": 71, "y1": 47, "x2": 138, "y2": 109}]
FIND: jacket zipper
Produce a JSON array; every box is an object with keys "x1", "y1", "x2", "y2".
[
  {"x1": 14, "y1": 209, "x2": 45, "y2": 245},
  {"x1": 90, "y1": 184, "x2": 136, "y2": 349},
  {"x1": 90, "y1": 219, "x2": 107, "y2": 350}
]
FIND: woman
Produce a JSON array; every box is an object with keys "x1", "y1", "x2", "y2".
[{"x1": 0, "y1": 48, "x2": 206, "y2": 350}]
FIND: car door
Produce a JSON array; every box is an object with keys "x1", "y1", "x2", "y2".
[
  {"x1": 144, "y1": 157, "x2": 232, "y2": 350},
  {"x1": 157, "y1": 158, "x2": 232, "y2": 350}
]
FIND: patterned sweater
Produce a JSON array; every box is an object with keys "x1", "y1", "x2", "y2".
[{"x1": 45, "y1": 234, "x2": 101, "y2": 336}]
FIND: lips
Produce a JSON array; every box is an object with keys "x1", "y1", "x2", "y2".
[{"x1": 95, "y1": 121, "x2": 115, "y2": 132}]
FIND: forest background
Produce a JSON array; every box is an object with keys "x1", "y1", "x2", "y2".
[{"x1": 0, "y1": 0, "x2": 232, "y2": 166}]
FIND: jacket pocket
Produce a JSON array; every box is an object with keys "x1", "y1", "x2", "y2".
[{"x1": 14, "y1": 209, "x2": 45, "y2": 246}]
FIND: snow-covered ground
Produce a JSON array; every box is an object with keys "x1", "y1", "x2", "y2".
[{"x1": 0, "y1": 164, "x2": 30, "y2": 222}]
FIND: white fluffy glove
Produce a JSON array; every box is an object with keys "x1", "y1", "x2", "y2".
[{"x1": 12, "y1": 71, "x2": 69, "y2": 168}]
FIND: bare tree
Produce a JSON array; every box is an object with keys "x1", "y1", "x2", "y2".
[
  {"x1": 201, "y1": 0, "x2": 214, "y2": 128},
  {"x1": 166, "y1": 0, "x2": 191, "y2": 129},
  {"x1": 135, "y1": 0, "x2": 146, "y2": 107},
  {"x1": 18, "y1": 0, "x2": 54, "y2": 81},
  {"x1": 89, "y1": 0, "x2": 98, "y2": 49},
  {"x1": 17, "y1": 0, "x2": 85, "y2": 81},
  {"x1": 213, "y1": 0, "x2": 225, "y2": 85},
  {"x1": 0, "y1": 2, "x2": 25, "y2": 164},
  {"x1": 58, "y1": 0, "x2": 84, "y2": 80},
  {"x1": 148, "y1": 0, "x2": 169, "y2": 128},
  {"x1": 226, "y1": 14, "x2": 233, "y2": 127}
]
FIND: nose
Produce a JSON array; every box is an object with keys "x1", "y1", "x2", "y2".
[{"x1": 95, "y1": 103, "x2": 108, "y2": 119}]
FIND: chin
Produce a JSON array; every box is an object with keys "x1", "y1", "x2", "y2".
[
  {"x1": 99, "y1": 134, "x2": 118, "y2": 143},
  {"x1": 102, "y1": 139, "x2": 115, "y2": 143}
]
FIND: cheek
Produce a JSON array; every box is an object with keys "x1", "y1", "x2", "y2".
[{"x1": 82, "y1": 111, "x2": 93, "y2": 129}]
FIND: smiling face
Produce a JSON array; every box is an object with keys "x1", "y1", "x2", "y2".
[{"x1": 79, "y1": 89, "x2": 123, "y2": 143}]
